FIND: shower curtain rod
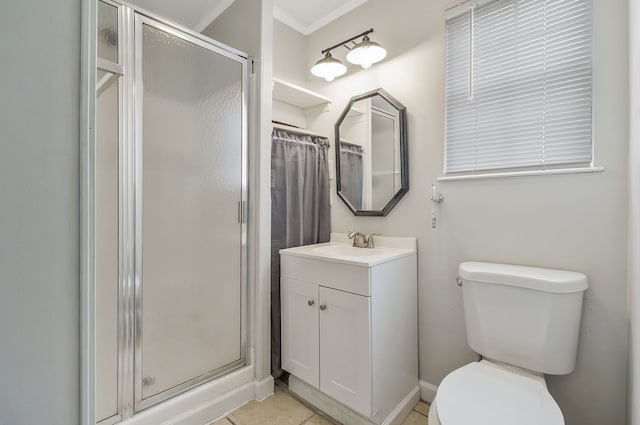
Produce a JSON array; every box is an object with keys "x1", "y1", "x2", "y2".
[
  {"x1": 272, "y1": 120, "x2": 325, "y2": 138},
  {"x1": 272, "y1": 135, "x2": 323, "y2": 147}
]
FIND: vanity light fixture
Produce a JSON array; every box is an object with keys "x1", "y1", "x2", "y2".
[
  {"x1": 310, "y1": 51, "x2": 347, "y2": 82},
  {"x1": 311, "y1": 28, "x2": 387, "y2": 81},
  {"x1": 346, "y1": 33, "x2": 387, "y2": 69}
]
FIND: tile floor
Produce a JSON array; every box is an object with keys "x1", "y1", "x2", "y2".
[{"x1": 208, "y1": 385, "x2": 430, "y2": 425}]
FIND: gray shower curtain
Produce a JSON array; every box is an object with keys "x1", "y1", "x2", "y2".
[
  {"x1": 271, "y1": 128, "x2": 331, "y2": 376},
  {"x1": 339, "y1": 143, "x2": 364, "y2": 210}
]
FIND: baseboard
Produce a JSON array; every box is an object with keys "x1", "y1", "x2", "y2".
[
  {"x1": 166, "y1": 382, "x2": 254, "y2": 425},
  {"x1": 419, "y1": 380, "x2": 438, "y2": 403},
  {"x1": 289, "y1": 375, "x2": 419, "y2": 425},
  {"x1": 121, "y1": 365, "x2": 258, "y2": 425},
  {"x1": 382, "y1": 385, "x2": 420, "y2": 425},
  {"x1": 290, "y1": 376, "x2": 373, "y2": 425},
  {"x1": 254, "y1": 375, "x2": 275, "y2": 401}
]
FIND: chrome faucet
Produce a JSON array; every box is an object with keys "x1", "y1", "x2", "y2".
[
  {"x1": 347, "y1": 231, "x2": 381, "y2": 248},
  {"x1": 347, "y1": 231, "x2": 367, "y2": 248},
  {"x1": 365, "y1": 232, "x2": 381, "y2": 248}
]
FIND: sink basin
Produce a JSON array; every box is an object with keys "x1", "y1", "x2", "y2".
[
  {"x1": 280, "y1": 234, "x2": 417, "y2": 267},
  {"x1": 312, "y1": 245, "x2": 385, "y2": 258}
]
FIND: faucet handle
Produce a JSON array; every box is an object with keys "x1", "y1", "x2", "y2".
[
  {"x1": 347, "y1": 231, "x2": 367, "y2": 247},
  {"x1": 365, "y1": 233, "x2": 381, "y2": 248}
]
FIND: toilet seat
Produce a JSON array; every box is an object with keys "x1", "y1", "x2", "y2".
[{"x1": 435, "y1": 361, "x2": 564, "y2": 425}]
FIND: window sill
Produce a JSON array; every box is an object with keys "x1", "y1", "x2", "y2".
[{"x1": 437, "y1": 166, "x2": 605, "y2": 182}]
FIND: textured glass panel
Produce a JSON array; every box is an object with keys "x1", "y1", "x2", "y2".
[
  {"x1": 95, "y1": 75, "x2": 119, "y2": 421},
  {"x1": 140, "y1": 24, "x2": 243, "y2": 400},
  {"x1": 98, "y1": 1, "x2": 118, "y2": 63}
]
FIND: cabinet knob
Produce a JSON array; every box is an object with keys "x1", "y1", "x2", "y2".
[
  {"x1": 319, "y1": 304, "x2": 327, "y2": 311},
  {"x1": 307, "y1": 300, "x2": 315, "y2": 306}
]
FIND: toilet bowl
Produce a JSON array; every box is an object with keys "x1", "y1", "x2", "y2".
[
  {"x1": 428, "y1": 360, "x2": 563, "y2": 425},
  {"x1": 429, "y1": 262, "x2": 588, "y2": 425}
]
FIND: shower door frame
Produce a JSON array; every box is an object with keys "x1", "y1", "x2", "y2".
[
  {"x1": 85, "y1": 1, "x2": 252, "y2": 422},
  {"x1": 131, "y1": 12, "x2": 251, "y2": 413},
  {"x1": 95, "y1": 1, "x2": 131, "y2": 422}
]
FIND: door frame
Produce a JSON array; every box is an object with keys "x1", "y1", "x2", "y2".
[{"x1": 82, "y1": 1, "x2": 252, "y2": 422}]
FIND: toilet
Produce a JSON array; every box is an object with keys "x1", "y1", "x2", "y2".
[{"x1": 429, "y1": 262, "x2": 589, "y2": 425}]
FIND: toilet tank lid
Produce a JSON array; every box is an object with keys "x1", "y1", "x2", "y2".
[{"x1": 459, "y1": 262, "x2": 588, "y2": 294}]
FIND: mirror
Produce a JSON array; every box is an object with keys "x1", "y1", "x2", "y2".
[{"x1": 335, "y1": 89, "x2": 408, "y2": 216}]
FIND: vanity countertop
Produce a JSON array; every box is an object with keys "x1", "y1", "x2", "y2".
[{"x1": 280, "y1": 233, "x2": 417, "y2": 267}]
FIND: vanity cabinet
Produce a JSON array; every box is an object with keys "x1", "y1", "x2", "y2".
[
  {"x1": 280, "y1": 235, "x2": 418, "y2": 425},
  {"x1": 282, "y1": 278, "x2": 372, "y2": 415},
  {"x1": 281, "y1": 278, "x2": 320, "y2": 387}
]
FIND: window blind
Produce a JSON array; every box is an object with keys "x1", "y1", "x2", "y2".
[{"x1": 444, "y1": 0, "x2": 593, "y2": 174}]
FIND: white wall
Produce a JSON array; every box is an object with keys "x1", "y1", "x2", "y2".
[
  {"x1": 628, "y1": 0, "x2": 640, "y2": 422},
  {"x1": 202, "y1": 0, "x2": 260, "y2": 58},
  {"x1": 282, "y1": 0, "x2": 630, "y2": 424},
  {"x1": 272, "y1": 20, "x2": 310, "y2": 128},
  {"x1": 0, "y1": 1, "x2": 80, "y2": 424},
  {"x1": 273, "y1": 20, "x2": 308, "y2": 87}
]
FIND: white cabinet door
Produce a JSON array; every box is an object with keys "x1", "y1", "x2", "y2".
[
  {"x1": 281, "y1": 277, "x2": 320, "y2": 387},
  {"x1": 319, "y1": 286, "x2": 372, "y2": 417}
]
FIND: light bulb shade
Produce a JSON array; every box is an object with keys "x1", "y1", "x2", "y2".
[
  {"x1": 346, "y1": 37, "x2": 387, "y2": 69},
  {"x1": 311, "y1": 53, "x2": 347, "y2": 81}
]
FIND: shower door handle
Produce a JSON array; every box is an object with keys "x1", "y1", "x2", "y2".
[{"x1": 237, "y1": 201, "x2": 247, "y2": 224}]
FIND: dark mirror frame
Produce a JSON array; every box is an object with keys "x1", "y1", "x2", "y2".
[{"x1": 335, "y1": 88, "x2": 409, "y2": 216}]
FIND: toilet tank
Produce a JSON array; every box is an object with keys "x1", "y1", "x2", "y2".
[{"x1": 459, "y1": 262, "x2": 588, "y2": 375}]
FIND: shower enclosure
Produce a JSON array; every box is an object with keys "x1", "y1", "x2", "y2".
[{"x1": 95, "y1": 1, "x2": 249, "y2": 423}]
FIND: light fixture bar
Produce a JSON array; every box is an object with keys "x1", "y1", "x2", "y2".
[
  {"x1": 320, "y1": 28, "x2": 374, "y2": 55},
  {"x1": 311, "y1": 28, "x2": 385, "y2": 81}
]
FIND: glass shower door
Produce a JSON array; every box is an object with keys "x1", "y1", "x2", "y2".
[{"x1": 134, "y1": 16, "x2": 247, "y2": 410}]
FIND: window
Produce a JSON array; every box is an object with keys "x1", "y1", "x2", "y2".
[{"x1": 444, "y1": 0, "x2": 593, "y2": 176}]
